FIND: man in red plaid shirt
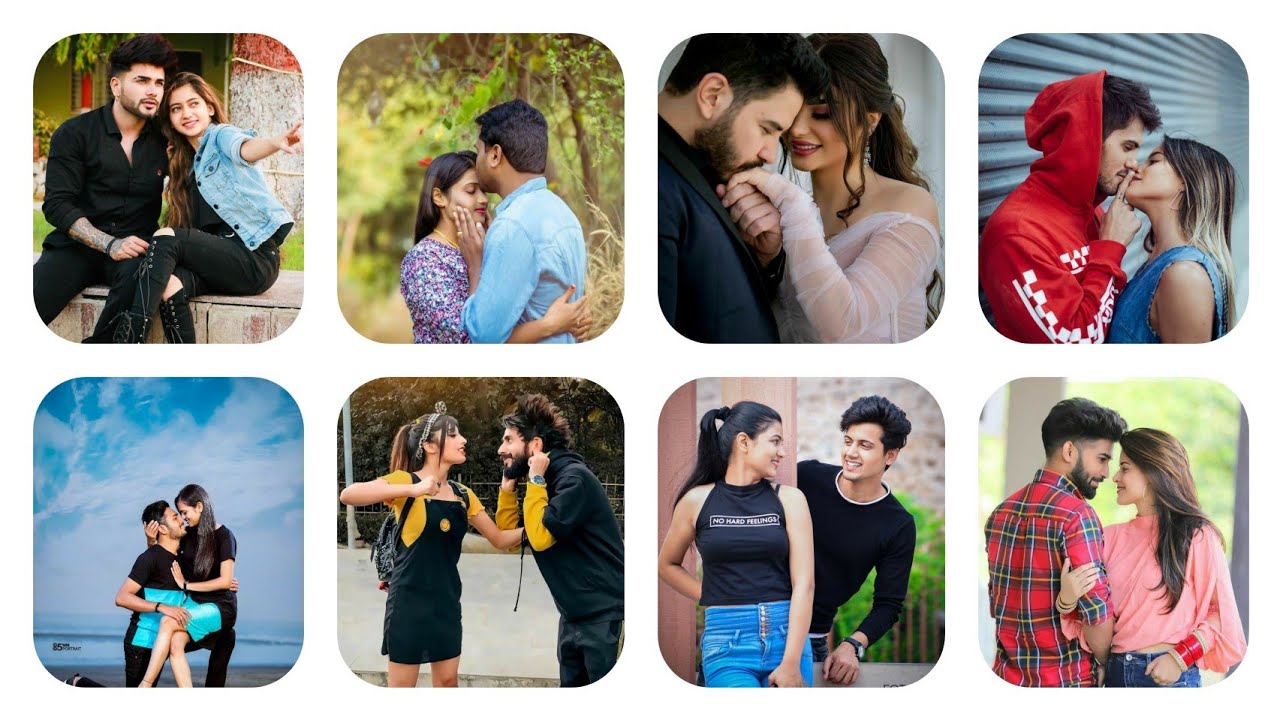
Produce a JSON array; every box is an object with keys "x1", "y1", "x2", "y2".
[{"x1": 986, "y1": 397, "x2": 1126, "y2": 686}]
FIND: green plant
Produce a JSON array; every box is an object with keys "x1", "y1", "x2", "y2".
[
  {"x1": 33, "y1": 110, "x2": 57, "y2": 159},
  {"x1": 53, "y1": 34, "x2": 136, "y2": 74}
]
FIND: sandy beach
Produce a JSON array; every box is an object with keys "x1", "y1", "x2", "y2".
[{"x1": 47, "y1": 664, "x2": 293, "y2": 688}]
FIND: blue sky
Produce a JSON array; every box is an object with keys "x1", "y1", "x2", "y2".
[{"x1": 34, "y1": 378, "x2": 304, "y2": 628}]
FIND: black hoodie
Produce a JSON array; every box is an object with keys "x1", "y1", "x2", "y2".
[{"x1": 526, "y1": 449, "x2": 625, "y2": 623}]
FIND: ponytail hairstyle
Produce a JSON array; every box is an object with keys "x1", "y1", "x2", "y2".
[
  {"x1": 795, "y1": 33, "x2": 944, "y2": 326},
  {"x1": 389, "y1": 401, "x2": 460, "y2": 474},
  {"x1": 1118, "y1": 428, "x2": 1223, "y2": 612},
  {"x1": 174, "y1": 484, "x2": 218, "y2": 580},
  {"x1": 674, "y1": 401, "x2": 782, "y2": 505},
  {"x1": 1156, "y1": 136, "x2": 1237, "y2": 333},
  {"x1": 160, "y1": 73, "x2": 228, "y2": 230}
]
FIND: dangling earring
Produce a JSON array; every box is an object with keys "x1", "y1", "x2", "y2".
[
  {"x1": 863, "y1": 140, "x2": 872, "y2": 166},
  {"x1": 1169, "y1": 189, "x2": 1185, "y2": 211}
]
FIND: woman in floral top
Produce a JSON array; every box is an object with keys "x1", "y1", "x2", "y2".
[{"x1": 401, "y1": 151, "x2": 588, "y2": 343}]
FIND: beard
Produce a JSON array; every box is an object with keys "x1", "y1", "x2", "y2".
[
  {"x1": 1067, "y1": 457, "x2": 1102, "y2": 500},
  {"x1": 693, "y1": 110, "x2": 764, "y2": 181},
  {"x1": 502, "y1": 445, "x2": 531, "y2": 480},
  {"x1": 117, "y1": 93, "x2": 157, "y2": 121}
]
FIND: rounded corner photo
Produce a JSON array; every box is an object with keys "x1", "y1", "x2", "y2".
[
  {"x1": 336, "y1": 33, "x2": 623, "y2": 345},
  {"x1": 977, "y1": 33, "x2": 1247, "y2": 345},
  {"x1": 337, "y1": 377, "x2": 624, "y2": 687},
  {"x1": 33, "y1": 33, "x2": 305, "y2": 344},
  {"x1": 658, "y1": 33, "x2": 945, "y2": 345},
  {"x1": 658, "y1": 377, "x2": 944, "y2": 688},
  {"x1": 980, "y1": 377, "x2": 1248, "y2": 687},
  {"x1": 33, "y1": 377, "x2": 304, "y2": 687}
]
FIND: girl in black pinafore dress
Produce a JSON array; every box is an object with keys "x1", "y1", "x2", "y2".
[{"x1": 339, "y1": 405, "x2": 525, "y2": 687}]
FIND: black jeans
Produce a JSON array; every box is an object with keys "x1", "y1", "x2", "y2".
[
  {"x1": 94, "y1": 225, "x2": 285, "y2": 343},
  {"x1": 557, "y1": 617, "x2": 623, "y2": 687},
  {"x1": 33, "y1": 243, "x2": 137, "y2": 328},
  {"x1": 810, "y1": 636, "x2": 831, "y2": 663},
  {"x1": 122, "y1": 627, "x2": 236, "y2": 687}
]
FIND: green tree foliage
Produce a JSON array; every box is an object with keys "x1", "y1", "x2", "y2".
[
  {"x1": 832, "y1": 493, "x2": 944, "y2": 663},
  {"x1": 54, "y1": 34, "x2": 136, "y2": 74},
  {"x1": 33, "y1": 109, "x2": 57, "y2": 158},
  {"x1": 336, "y1": 377, "x2": 624, "y2": 535},
  {"x1": 338, "y1": 34, "x2": 624, "y2": 340}
]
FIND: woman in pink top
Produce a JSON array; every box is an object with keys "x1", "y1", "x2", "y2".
[
  {"x1": 722, "y1": 34, "x2": 942, "y2": 343},
  {"x1": 1059, "y1": 428, "x2": 1246, "y2": 687}
]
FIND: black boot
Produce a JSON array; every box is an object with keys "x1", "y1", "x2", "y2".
[
  {"x1": 159, "y1": 292, "x2": 196, "y2": 344},
  {"x1": 111, "y1": 311, "x2": 151, "y2": 343}
]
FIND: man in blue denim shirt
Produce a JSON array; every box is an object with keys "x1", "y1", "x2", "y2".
[{"x1": 459, "y1": 100, "x2": 586, "y2": 344}]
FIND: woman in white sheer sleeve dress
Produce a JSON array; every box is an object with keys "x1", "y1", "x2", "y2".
[{"x1": 724, "y1": 34, "x2": 942, "y2": 343}]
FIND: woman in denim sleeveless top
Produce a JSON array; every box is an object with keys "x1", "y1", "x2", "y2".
[
  {"x1": 1108, "y1": 137, "x2": 1237, "y2": 343},
  {"x1": 104, "y1": 72, "x2": 300, "y2": 343}
]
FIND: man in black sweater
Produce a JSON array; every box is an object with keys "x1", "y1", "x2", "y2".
[
  {"x1": 495, "y1": 394, "x2": 624, "y2": 687},
  {"x1": 798, "y1": 395, "x2": 917, "y2": 685},
  {"x1": 658, "y1": 34, "x2": 828, "y2": 343}
]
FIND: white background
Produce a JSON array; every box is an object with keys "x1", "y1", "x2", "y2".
[{"x1": 9, "y1": 0, "x2": 1271, "y2": 712}]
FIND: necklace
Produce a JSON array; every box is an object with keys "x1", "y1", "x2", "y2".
[{"x1": 428, "y1": 228, "x2": 459, "y2": 250}]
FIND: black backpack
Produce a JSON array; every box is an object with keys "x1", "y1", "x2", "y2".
[
  {"x1": 370, "y1": 480, "x2": 470, "y2": 581},
  {"x1": 371, "y1": 494, "x2": 413, "y2": 582}
]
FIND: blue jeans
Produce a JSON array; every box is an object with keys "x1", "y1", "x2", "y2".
[
  {"x1": 702, "y1": 601, "x2": 813, "y2": 687},
  {"x1": 1105, "y1": 651, "x2": 1202, "y2": 687}
]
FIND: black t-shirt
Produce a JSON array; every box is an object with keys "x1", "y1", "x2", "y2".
[
  {"x1": 123, "y1": 545, "x2": 182, "y2": 646},
  {"x1": 192, "y1": 179, "x2": 236, "y2": 237},
  {"x1": 179, "y1": 525, "x2": 238, "y2": 627},
  {"x1": 798, "y1": 460, "x2": 916, "y2": 642}
]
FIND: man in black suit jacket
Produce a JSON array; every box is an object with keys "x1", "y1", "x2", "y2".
[{"x1": 658, "y1": 34, "x2": 828, "y2": 343}]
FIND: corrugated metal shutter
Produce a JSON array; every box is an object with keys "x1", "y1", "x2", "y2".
[{"x1": 978, "y1": 33, "x2": 1249, "y2": 320}]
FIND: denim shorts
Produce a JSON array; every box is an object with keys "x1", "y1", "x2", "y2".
[
  {"x1": 1105, "y1": 650, "x2": 1202, "y2": 688},
  {"x1": 701, "y1": 600, "x2": 814, "y2": 687}
]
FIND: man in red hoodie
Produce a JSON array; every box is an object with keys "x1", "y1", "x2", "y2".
[{"x1": 980, "y1": 71, "x2": 1161, "y2": 343}]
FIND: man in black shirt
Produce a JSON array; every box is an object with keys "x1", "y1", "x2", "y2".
[
  {"x1": 34, "y1": 34, "x2": 176, "y2": 333},
  {"x1": 114, "y1": 500, "x2": 193, "y2": 686},
  {"x1": 658, "y1": 34, "x2": 828, "y2": 343},
  {"x1": 495, "y1": 394, "x2": 625, "y2": 687},
  {"x1": 798, "y1": 395, "x2": 917, "y2": 685}
]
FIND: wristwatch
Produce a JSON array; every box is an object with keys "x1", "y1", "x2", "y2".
[
  {"x1": 529, "y1": 474, "x2": 547, "y2": 486},
  {"x1": 842, "y1": 636, "x2": 866, "y2": 660}
]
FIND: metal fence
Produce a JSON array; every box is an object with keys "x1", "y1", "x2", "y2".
[{"x1": 338, "y1": 474, "x2": 625, "y2": 546}]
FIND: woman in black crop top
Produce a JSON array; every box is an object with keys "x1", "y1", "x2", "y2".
[{"x1": 659, "y1": 401, "x2": 815, "y2": 687}]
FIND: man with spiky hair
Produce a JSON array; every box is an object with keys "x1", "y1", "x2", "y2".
[
  {"x1": 35, "y1": 34, "x2": 178, "y2": 335},
  {"x1": 495, "y1": 393, "x2": 624, "y2": 686}
]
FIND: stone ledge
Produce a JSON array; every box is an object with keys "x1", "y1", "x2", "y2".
[{"x1": 40, "y1": 256, "x2": 302, "y2": 344}]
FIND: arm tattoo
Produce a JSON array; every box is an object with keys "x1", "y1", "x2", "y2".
[{"x1": 68, "y1": 217, "x2": 115, "y2": 254}]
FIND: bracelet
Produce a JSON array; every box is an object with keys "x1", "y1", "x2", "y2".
[
  {"x1": 105, "y1": 237, "x2": 122, "y2": 256},
  {"x1": 154, "y1": 601, "x2": 161, "y2": 613},
  {"x1": 1055, "y1": 595, "x2": 1075, "y2": 613},
  {"x1": 1173, "y1": 632, "x2": 1206, "y2": 671}
]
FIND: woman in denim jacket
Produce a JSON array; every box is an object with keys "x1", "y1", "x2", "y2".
[{"x1": 106, "y1": 72, "x2": 301, "y2": 342}]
